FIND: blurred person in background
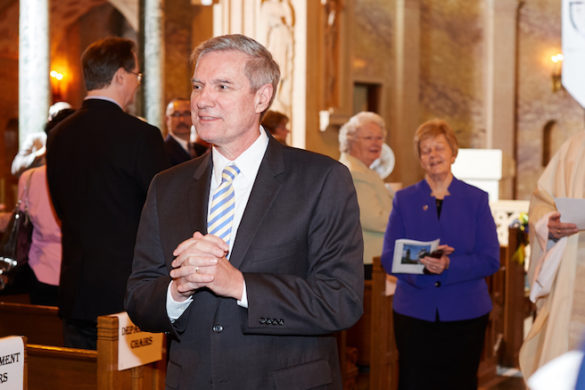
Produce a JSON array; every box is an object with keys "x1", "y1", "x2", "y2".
[
  {"x1": 11, "y1": 102, "x2": 72, "y2": 177},
  {"x1": 339, "y1": 111, "x2": 393, "y2": 279},
  {"x1": 261, "y1": 109, "x2": 289, "y2": 145},
  {"x1": 17, "y1": 108, "x2": 75, "y2": 305},
  {"x1": 164, "y1": 98, "x2": 207, "y2": 166}
]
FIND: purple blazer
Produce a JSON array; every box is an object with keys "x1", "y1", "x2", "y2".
[{"x1": 381, "y1": 177, "x2": 500, "y2": 322}]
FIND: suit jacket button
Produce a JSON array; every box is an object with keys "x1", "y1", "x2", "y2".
[
  {"x1": 212, "y1": 324, "x2": 223, "y2": 333},
  {"x1": 259, "y1": 317, "x2": 266, "y2": 324},
  {"x1": 266, "y1": 319, "x2": 273, "y2": 325},
  {"x1": 434, "y1": 281, "x2": 441, "y2": 287},
  {"x1": 278, "y1": 319, "x2": 284, "y2": 326}
]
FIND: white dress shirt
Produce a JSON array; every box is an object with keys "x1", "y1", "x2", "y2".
[{"x1": 167, "y1": 128, "x2": 269, "y2": 320}]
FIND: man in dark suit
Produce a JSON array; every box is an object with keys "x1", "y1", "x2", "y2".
[
  {"x1": 125, "y1": 34, "x2": 364, "y2": 389},
  {"x1": 164, "y1": 98, "x2": 208, "y2": 166},
  {"x1": 46, "y1": 37, "x2": 169, "y2": 349}
]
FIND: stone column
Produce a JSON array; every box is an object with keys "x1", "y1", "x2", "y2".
[
  {"x1": 143, "y1": 0, "x2": 165, "y2": 128},
  {"x1": 392, "y1": 0, "x2": 421, "y2": 186},
  {"x1": 18, "y1": 0, "x2": 49, "y2": 146},
  {"x1": 484, "y1": 0, "x2": 519, "y2": 199}
]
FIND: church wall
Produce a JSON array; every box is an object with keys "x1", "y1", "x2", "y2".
[
  {"x1": 0, "y1": 56, "x2": 19, "y2": 210},
  {"x1": 303, "y1": 1, "x2": 338, "y2": 158},
  {"x1": 345, "y1": 0, "x2": 486, "y2": 186},
  {"x1": 0, "y1": 2, "x2": 19, "y2": 209},
  {"x1": 419, "y1": 0, "x2": 485, "y2": 150},
  {"x1": 351, "y1": 0, "x2": 396, "y2": 175},
  {"x1": 164, "y1": 0, "x2": 196, "y2": 135},
  {"x1": 515, "y1": 0, "x2": 585, "y2": 200},
  {"x1": 304, "y1": 1, "x2": 398, "y2": 176}
]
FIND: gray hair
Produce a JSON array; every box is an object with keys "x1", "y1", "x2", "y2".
[
  {"x1": 338, "y1": 112, "x2": 387, "y2": 153},
  {"x1": 190, "y1": 34, "x2": 281, "y2": 115}
]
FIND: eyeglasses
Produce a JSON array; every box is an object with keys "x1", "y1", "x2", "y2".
[
  {"x1": 129, "y1": 71, "x2": 143, "y2": 83},
  {"x1": 169, "y1": 111, "x2": 191, "y2": 118},
  {"x1": 357, "y1": 136, "x2": 384, "y2": 142}
]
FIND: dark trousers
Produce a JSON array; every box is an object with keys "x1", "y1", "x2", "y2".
[
  {"x1": 393, "y1": 311, "x2": 489, "y2": 390},
  {"x1": 63, "y1": 319, "x2": 98, "y2": 350}
]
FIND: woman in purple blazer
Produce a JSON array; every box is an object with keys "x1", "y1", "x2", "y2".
[{"x1": 381, "y1": 119, "x2": 500, "y2": 390}]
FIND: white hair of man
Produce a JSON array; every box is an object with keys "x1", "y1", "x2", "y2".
[
  {"x1": 338, "y1": 111, "x2": 387, "y2": 153},
  {"x1": 190, "y1": 34, "x2": 280, "y2": 116}
]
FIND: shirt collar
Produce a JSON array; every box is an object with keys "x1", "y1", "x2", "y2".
[{"x1": 211, "y1": 126, "x2": 269, "y2": 183}]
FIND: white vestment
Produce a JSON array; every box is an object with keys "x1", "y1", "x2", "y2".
[{"x1": 520, "y1": 131, "x2": 585, "y2": 378}]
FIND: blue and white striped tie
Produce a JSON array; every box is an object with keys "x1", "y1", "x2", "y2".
[{"x1": 207, "y1": 164, "x2": 240, "y2": 246}]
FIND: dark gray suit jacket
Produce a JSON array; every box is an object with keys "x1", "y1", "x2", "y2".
[{"x1": 125, "y1": 136, "x2": 364, "y2": 389}]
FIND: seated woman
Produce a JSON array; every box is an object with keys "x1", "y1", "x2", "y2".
[
  {"x1": 339, "y1": 112, "x2": 393, "y2": 279},
  {"x1": 381, "y1": 119, "x2": 500, "y2": 389}
]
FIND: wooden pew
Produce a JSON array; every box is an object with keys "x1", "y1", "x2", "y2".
[
  {"x1": 0, "y1": 302, "x2": 63, "y2": 346},
  {"x1": 345, "y1": 281, "x2": 372, "y2": 367},
  {"x1": 22, "y1": 314, "x2": 166, "y2": 390},
  {"x1": 477, "y1": 247, "x2": 505, "y2": 384},
  {"x1": 369, "y1": 256, "x2": 398, "y2": 390},
  {"x1": 97, "y1": 315, "x2": 166, "y2": 390},
  {"x1": 27, "y1": 344, "x2": 97, "y2": 390},
  {"x1": 500, "y1": 226, "x2": 531, "y2": 367}
]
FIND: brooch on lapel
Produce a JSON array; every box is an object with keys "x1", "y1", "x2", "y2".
[{"x1": 423, "y1": 204, "x2": 429, "y2": 211}]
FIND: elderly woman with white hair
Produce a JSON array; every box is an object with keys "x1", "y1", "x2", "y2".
[
  {"x1": 11, "y1": 101, "x2": 73, "y2": 177},
  {"x1": 339, "y1": 111, "x2": 393, "y2": 279}
]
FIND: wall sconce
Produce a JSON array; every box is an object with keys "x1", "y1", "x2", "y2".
[
  {"x1": 50, "y1": 69, "x2": 65, "y2": 101},
  {"x1": 551, "y1": 53, "x2": 563, "y2": 92}
]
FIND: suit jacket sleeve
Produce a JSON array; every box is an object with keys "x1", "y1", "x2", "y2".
[
  {"x1": 243, "y1": 163, "x2": 364, "y2": 335},
  {"x1": 125, "y1": 175, "x2": 175, "y2": 333}
]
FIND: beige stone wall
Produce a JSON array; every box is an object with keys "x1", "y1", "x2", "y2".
[
  {"x1": 163, "y1": 0, "x2": 196, "y2": 137},
  {"x1": 419, "y1": 0, "x2": 485, "y2": 149},
  {"x1": 516, "y1": 0, "x2": 585, "y2": 199},
  {"x1": 341, "y1": 0, "x2": 487, "y2": 186}
]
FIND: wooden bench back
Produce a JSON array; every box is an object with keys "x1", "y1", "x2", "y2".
[
  {"x1": 0, "y1": 302, "x2": 63, "y2": 346},
  {"x1": 13, "y1": 313, "x2": 166, "y2": 389}
]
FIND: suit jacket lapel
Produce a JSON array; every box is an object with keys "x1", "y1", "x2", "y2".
[
  {"x1": 188, "y1": 153, "x2": 213, "y2": 234},
  {"x1": 229, "y1": 139, "x2": 286, "y2": 269}
]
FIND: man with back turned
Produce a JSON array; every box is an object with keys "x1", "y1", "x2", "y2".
[
  {"x1": 125, "y1": 34, "x2": 363, "y2": 389},
  {"x1": 47, "y1": 37, "x2": 169, "y2": 349}
]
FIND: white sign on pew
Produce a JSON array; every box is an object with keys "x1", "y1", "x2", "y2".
[
  {"x1": 114, "y1": 312, "x2": 163, "y2": 371},
  {"x1": 0, "y1": 336, "x2": 24, "y2": 389}
]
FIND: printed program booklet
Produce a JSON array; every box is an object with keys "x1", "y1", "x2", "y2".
[{"x1": 392, "y1": 238, "x2": 440, "y2": 274}]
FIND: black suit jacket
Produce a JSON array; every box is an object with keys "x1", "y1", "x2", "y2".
[
  {"x1": 164, "y1": 135, "x2": 191, "y2": 166},
  {"x1": 125, "y1": 136, "x2": 364, "y2": 389},
  {"x1": 47, "y1": 98, "x2": 169, "y2": 321}
]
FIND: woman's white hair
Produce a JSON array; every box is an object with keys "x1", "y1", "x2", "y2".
[{"x1": 338, "y1": 111, "x2": 386, "y2": 153}]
